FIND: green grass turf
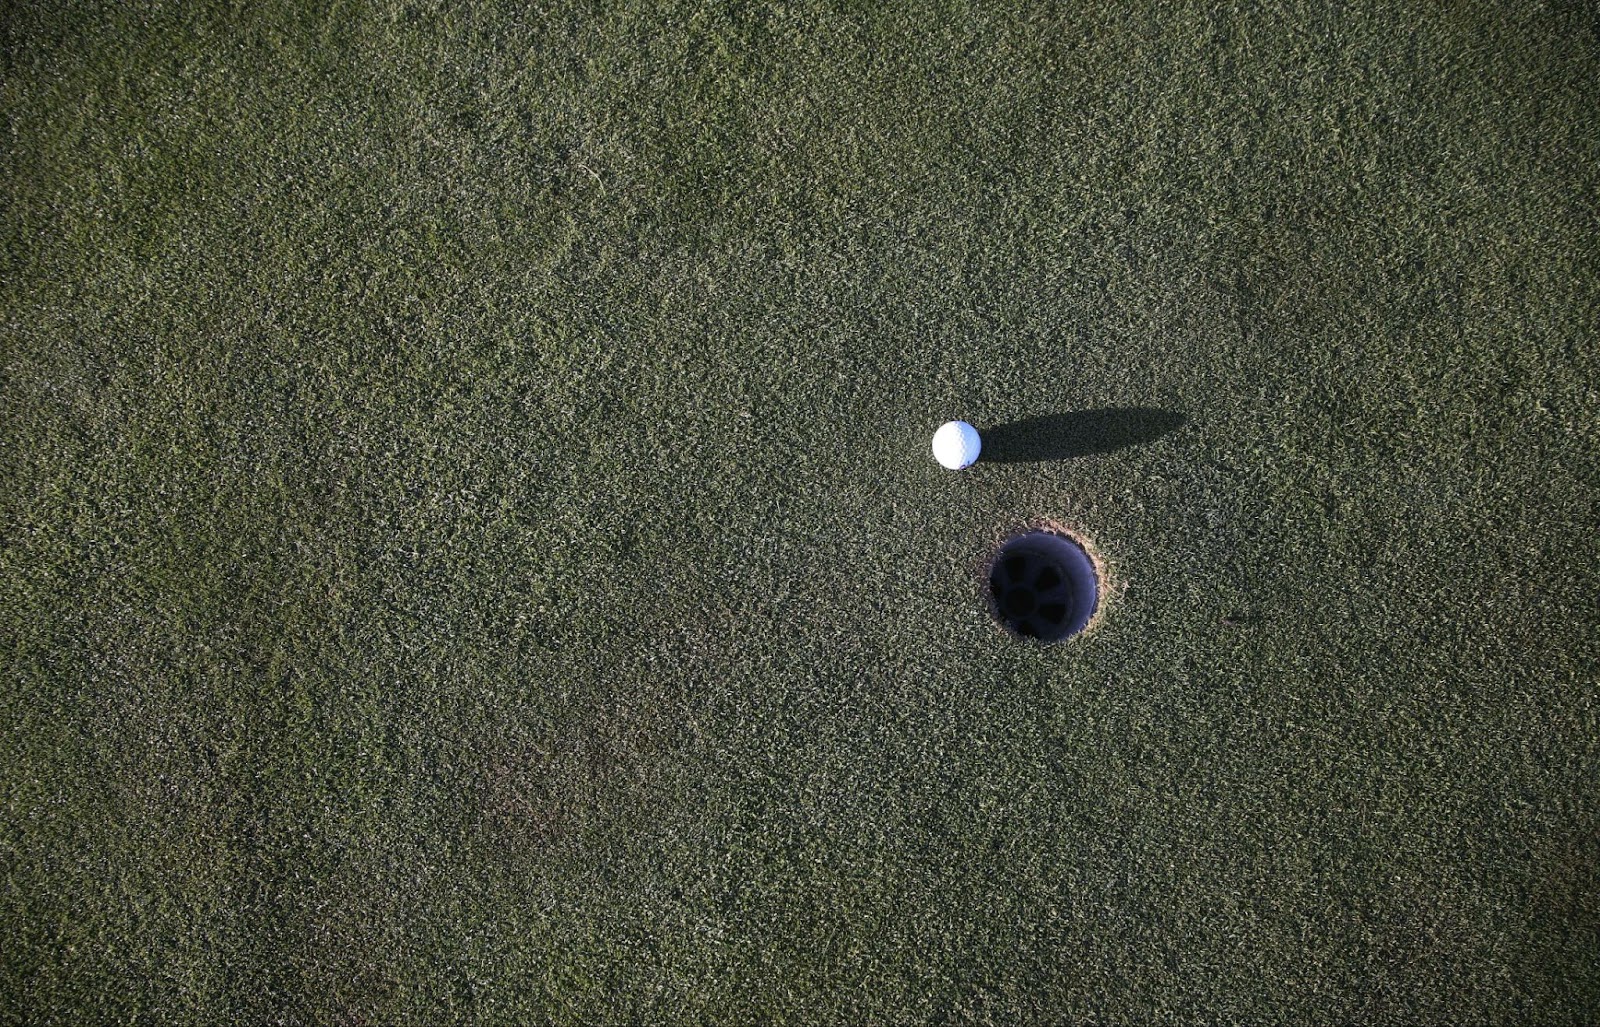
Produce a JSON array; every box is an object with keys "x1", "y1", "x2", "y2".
[{"x1": 4, "y1": 0, "x2": 1599, "y2": 1021}]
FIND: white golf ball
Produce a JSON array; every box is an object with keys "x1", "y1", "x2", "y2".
[{"x1": 932, "y1": 420, "x2": 982, "y2": 469}]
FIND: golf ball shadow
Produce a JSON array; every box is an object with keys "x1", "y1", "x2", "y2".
[{"x1": 989, "y1": 531, "x2": 1099, "y2": 642}]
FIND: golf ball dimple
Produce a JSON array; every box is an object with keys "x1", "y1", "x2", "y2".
[{"x1": 933, "y1": 420, "x2": 981, "y2": 469}]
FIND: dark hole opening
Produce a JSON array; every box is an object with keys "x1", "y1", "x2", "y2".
[{"x1": 988, "y1": 530, "x2": 1099, "y2": 642}]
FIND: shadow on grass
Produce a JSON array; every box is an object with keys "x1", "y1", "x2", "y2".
[{"x1": 982, "y1": 408, "x2": 1187, "y2": 463}]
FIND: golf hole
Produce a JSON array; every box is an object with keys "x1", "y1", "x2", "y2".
[{"x1": 989, "y1": 530, "x2": 1099, "y2": 642}]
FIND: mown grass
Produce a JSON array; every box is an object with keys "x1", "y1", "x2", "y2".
[{"x1": 3, "y1": 0, "x2": 1598, "y2": 1021}]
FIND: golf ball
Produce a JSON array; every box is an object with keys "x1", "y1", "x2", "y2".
[{"x1": 932, "y1": 420, "x2": 982, "y2": 469}]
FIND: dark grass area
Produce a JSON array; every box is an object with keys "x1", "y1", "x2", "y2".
[
  {"x1": 981, "y1": 408, "x2": 1187, "y2": 462},
  {"x1": 3, "y1": 0, "x2": 1599, "y2": 1021}
]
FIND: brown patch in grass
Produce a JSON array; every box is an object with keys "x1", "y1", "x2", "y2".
[{"x1": 472, "y1": 697, "x2": 668, "y2": 858}]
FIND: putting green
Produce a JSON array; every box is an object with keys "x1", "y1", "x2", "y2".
[{"x1": 3, "y1": 1, "x2": 1597, "y2": 1021}]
